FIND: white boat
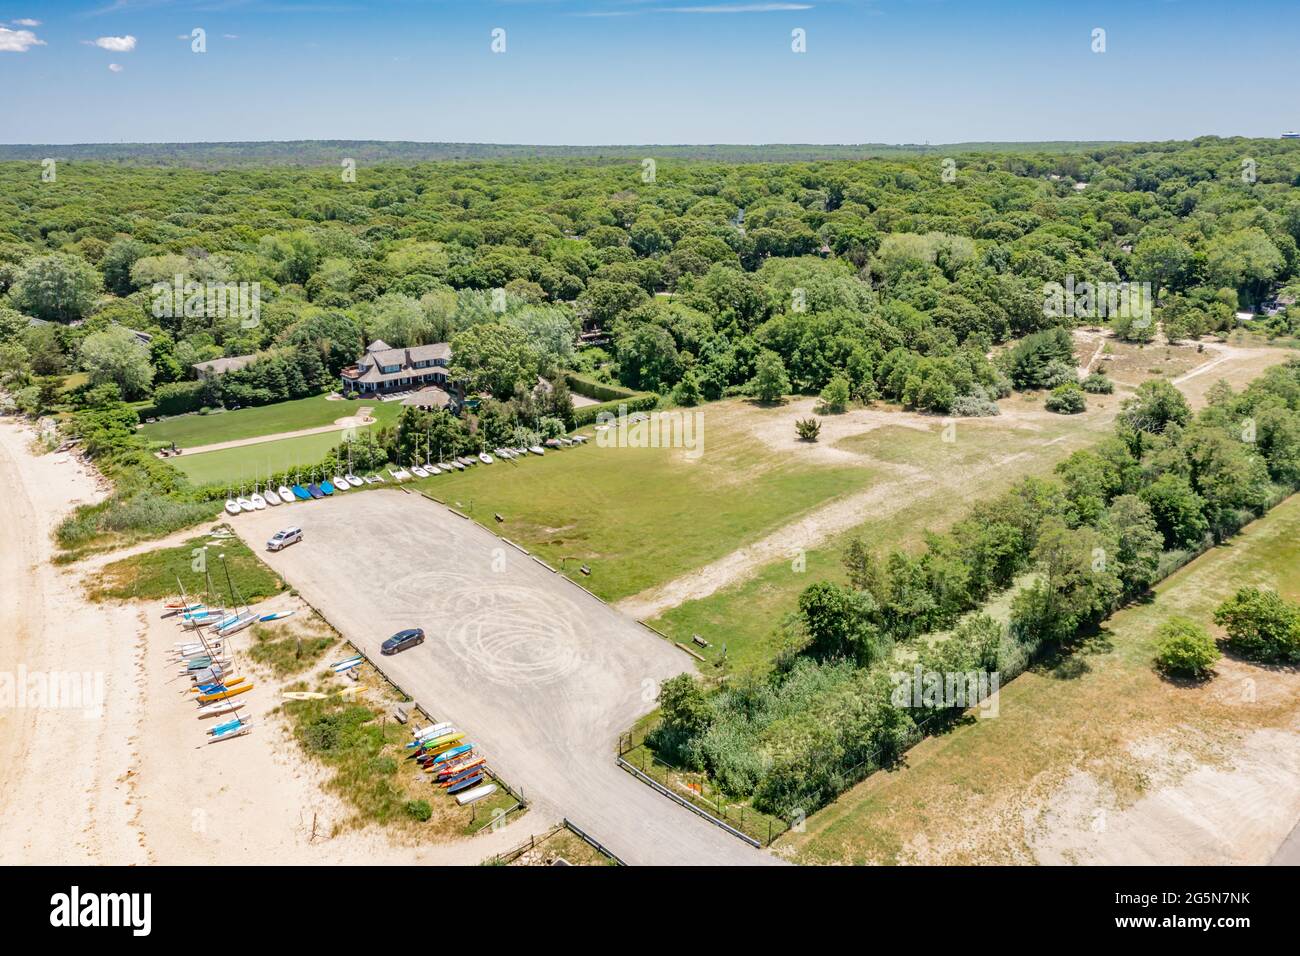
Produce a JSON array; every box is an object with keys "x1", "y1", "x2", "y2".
[
  {"x1": 411, "y1": 465, "x2": 429, "y2": 478},
  {"x1": 250, "y1": 493, "x2": 267, "y2": 510},
  {"x1": 413, "y1": 721, "x2": 454, "y2": 741},
  {"x1": 215, "y1": 611, "x2": 257, "y2": 636},
  {"x1": 224, "y1": 499, "x2": 240, "y2": 516},
  {"x1": 559, "y1": 437, "x2": 573, "y2": 446},
  {"x1": 206, "y1": 722, "x2": 252, "y2": 743},
  {"x1": 335, "y1": 474, "x2": 352, "y2": 489},
  {"x1": 478, "y1": 452, "x2": 494, "y2": 464},
  {"x1": 278, "y1": 484, "x2": 293, "y2": 502},
  {"x1": 426, "y1": 464, "x2": 441, "y2": 475},
  {"x1": 196, "y1": 700, "x2": 245, "y2": 718},
  {"x1": 236, "y1": 496, "x2": 255, "y2": 512},
  {"x1": 264, "y1": 488, "x2": 282, "y2": 506},
  {"x1": 571, "y1": 434, "x2": 588, "y2": 444},
  {"x1": 455, "y1": 783, "x2": 498, "y2": 806},
  {"x1": 346, "y1": 474, "x2": 362, "y2": 486},
  {"x1": 529, "y1": 446, "x2": 544, "y2": 456}
]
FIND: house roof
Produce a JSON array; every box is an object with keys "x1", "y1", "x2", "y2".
[
  {"x1": 193, "y1": 354, "x2": 256, "y2": 376},
  {"x1": 345, "y1": 341, "x2": 453, "y2": 383},
  {"x1": 401, "y1": 386, "x2": 453, "y2": 408}
]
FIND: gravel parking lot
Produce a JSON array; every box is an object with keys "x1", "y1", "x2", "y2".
[{"x1": 234, "y1": 489, "x2": 777, "y2": 865}]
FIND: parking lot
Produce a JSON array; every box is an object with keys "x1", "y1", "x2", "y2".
[{"x1": 234, "y1": 490, "x2": 777, "y2": 865}]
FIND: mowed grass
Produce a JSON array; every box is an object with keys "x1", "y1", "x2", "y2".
[
  {"x1": 782, "y1": 493, "x2": 1300, "y2": 865},
  {"x1": 651, "y1": 394, "x2": 1117, "y2": 675},
  {"x1": 91, "y1": 532, "x2": 287, "y2": 603},
  {"x1": 168, "y1": 424, "x2": 386, "y2": 487},
  {"x1": 141, "y1": 394, "x2": 403, "y2": 448},
  {"x1": 413, "y1": 403, "x2": 883, "y2": 603}
]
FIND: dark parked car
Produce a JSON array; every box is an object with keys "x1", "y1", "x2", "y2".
[{"x1": 381, "y1": 628, "x2": 425, "y2": 655}]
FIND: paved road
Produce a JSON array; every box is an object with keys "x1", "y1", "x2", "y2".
[{"x1": 233, "y1": 489, "x2": 779, "y2": 866}]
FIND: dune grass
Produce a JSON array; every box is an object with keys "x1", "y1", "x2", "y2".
[{"x1": 91, "y1": 532, "x2": 287, "y2": 604}]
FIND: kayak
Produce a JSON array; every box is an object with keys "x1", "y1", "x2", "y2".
[
  {"x1": 446, "y1": 773, "x2": 485, "y2": 795},
  {"x1": 196, "y1": 683, "x2": 253, "y2": 704},
  {"x1": 292, "y1": 484, "x2": 311, "y2": 501},
  {"x1": 258, "y1": 610, "x2": 294, "y2": 622},
  {"x1": 455, "y1": 783, "x2": 498, "y2": 806}
]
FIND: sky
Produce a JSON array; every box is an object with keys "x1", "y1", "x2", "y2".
[{"x1": 0, "y1": 0, "x2": 1296, "y2": 145}]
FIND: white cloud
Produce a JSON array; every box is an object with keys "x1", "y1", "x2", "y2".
[
  {"x1": 14, "y1": 18, "x2": 41, "y2": 27},
  {"x1": 108, "y1": 63, "x2": 123, "y2": 72},
  {"x1": 223, "y1": 34, "x2": 239, "y2": 39},
  {"x1": 93, "y1": 35, "x2": 137, "y2": 52},
  {"x1": 0, "y1": 26, "x2": 44, "y2": 52},
  {"x1": 664, "y1": 3, "x2": 814, "y2": 10}
]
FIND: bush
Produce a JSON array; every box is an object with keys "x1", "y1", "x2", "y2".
[
  {"x1": 404, "y1": 799, "x2": 432, "y2": 822},
  {"x1": 1213, "y1": 587, "x2": 1300, "y2": 663},
  {"x1": 795, "y1": 417, "x2": 821, "y2": 441},
  {"x1": 1045, "y1": 383, "x2": 1087, "y2": 414},
  {"x1": 950, "y1": 393, "x2": 1000, "y2": 417},
  {"x1": 1081, "y1": 372, "x2": 1114, "y2": 394},
  {"x1": 573, "y1": 391, "x2": 659, "y2": 427},
  {"x1": 818, "y1": 374, "x2": 850, "y2": 413},
  {"x1": 564, "y1": 371, "x2": 637, "y2": 403},
  {"x1": 151, "y1": 380, "x2": 206, "y2": 417},
  {"x1": 1153, "y1": 617, "x2": 1220, "y2": 678}
]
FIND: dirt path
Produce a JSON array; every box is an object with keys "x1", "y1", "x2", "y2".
[{"x1": 160, "y1": 411, "x2": 375, "y2": 458}]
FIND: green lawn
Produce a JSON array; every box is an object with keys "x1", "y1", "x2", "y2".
[
  {"x1": 412, "y1": 403, "x2": 882, "y2": 603},
  {"x1": 784, "y1": 492, "x2": 1300, "y2": 865},
  {"x1": 167, "y1": 425, "x2": 387, "y2": 488},
  {"x1": 140, "y1": 394, "x2": 402, "y2": 448},
  {"x1": 91, "y1": 532, "x2": 287, "y2": 604}
]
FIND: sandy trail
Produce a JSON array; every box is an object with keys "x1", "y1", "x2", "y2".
[{"x1": 0, "y1": 415, "x2": 538, "y2": 865}]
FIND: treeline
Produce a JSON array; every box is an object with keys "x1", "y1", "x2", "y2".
[{"x1": 651, "y1": 360, "x2": 1300, "y2": 819}]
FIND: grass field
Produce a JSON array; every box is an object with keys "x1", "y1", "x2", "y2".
[
  {"x1": 141, "y1": 394, "x2": 401, "y2": 447},
  {"x1": 410, "y1": 404, "x2": 883, "y2": 603},
  {"x1": 91, "y1": 531, "x2": 287, "y2": 604},
  {"x1": 167, "y1": 426, "x2": 386, "y2": 487},
  {"x1": 781, "y1": 493, "x2": 1300, "y2": 865},
  {"x1": 647, "y1": 392, "x2": 1117, "y2": 674}
]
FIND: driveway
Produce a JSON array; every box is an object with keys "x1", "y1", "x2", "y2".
[{"x1": 233, "y1": 489, "x2": 778, "y2": 865}]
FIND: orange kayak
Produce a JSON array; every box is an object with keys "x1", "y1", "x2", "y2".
[{"x1": 436, "y1": 758, "x2": 485, "y2": 785}]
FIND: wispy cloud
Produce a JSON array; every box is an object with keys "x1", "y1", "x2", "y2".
[
  {"x1": 13, "y1": 18, "x2": 41, "y2": 27},
  {"x1": 108, "y1": 62, "x2": 124, "y2": 72},
  {"x1": 574, "y1": 1, "x2": 813, "y2": 15},
  {"x1": 0, "y1": 26, "x2": 45, "y2": 52}
]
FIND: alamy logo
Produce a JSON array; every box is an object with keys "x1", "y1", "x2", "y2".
[
  {"x1": 1042, "y1": 274, "x2": 1152, "y2": 324},
  {"x1": 595, "y1": 406, "x2": 704, "y2": 460},
  {"x1": 890, "y1": 665, "x2": 1000, "y2": 718},
  {"x1": 0, "y1": 666, "x2": 105, "y2": 719},
  {"x1": 151, "y1": 274, "x2": 261, "y2": 328},
  {"x1": 50, "y1": 886, "x2": 151, "y2": 936}
]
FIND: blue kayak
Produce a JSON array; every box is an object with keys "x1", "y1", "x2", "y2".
[
  {"x1": 432, "y1": 743, "x2": 473, "y2": 765},
  {"x1": 447, "y1": 773, "x2": 485, "y2": 795},
  {"x1": 292, "y1": 484, "x2": 311, "y2": 500},
  {"x1": 307, "y1": 483, "x2": 324, "y2": 499}
]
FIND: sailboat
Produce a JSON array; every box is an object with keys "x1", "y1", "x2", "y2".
[
  {"x1": 224, "y1": 485, "x2": 240, "y2": 516},
  {"x1": 250, "y1": 481, "x2": 267, "y2": 510},
  {"x1": 345, "y1": 441, "x2": 362, "y2": 487},
  {"x1": 212, "y1": 554, "x2": 257, "y2": 637},
  {"x1": 263, "y1": 472, "x2": 282, "y2": 506},
  {"x1": 412, "y1": 435, "x2": 430, "y2": 478}
]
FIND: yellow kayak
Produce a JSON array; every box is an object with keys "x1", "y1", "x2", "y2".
[
  {"x1": 197, "y1": 683, "x2": 253, "y2": 703},
  {"x1": 419, "y1": 733, "x2": 465, "y2": 756},
  {"x1": 190, "y1": 676, "x2": 245, "y2": 693},
  {"x1": 282, "y1": 691, "x2": 327, "y2": 701}
]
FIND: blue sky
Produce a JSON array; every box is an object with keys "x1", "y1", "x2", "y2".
[{"x1": 1, "y1": 1, "x2": 1296, "y2": 145}]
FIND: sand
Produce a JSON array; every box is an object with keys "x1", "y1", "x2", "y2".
[{"x1": 0, "y1": 415, "x2": 534, "y2": 865}]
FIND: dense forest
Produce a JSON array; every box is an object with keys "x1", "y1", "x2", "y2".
[{"x1": 1, "y1": 136, "x2": 1299, "y2": 547}]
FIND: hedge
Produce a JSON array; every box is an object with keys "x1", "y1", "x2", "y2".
[
  {"x1": 572, "y1": 392, "x2": 659, "y2": 427},
  {"x1": 564, "y1": 371, "x2": 638, "y2": 403},
  {"x1": 150, "y1": 380, "x2": 207, "y2": 417}
]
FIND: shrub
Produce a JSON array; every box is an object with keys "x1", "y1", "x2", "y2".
[
  {"x1": 1040, "y1": 359, "x2": 1077, "y2": 389},
  {"x1": 818, "y1": 374, "x2": 850, "y2": 413},
  {"x1": 1213, "y1": 587, "x2": 1300, "y2": 663},
  {"x1": 573, "y1": 391, "x2": 658, "y2": 427},
  {"x1": 1153, "y1": 617, "x2": 1220, "y2": 678},
  {"x1": 795, "y1": 417, "x2": 821, "y2": 441},
  {"x1": 950, "y1": 393, "x2": 1000, "y2": 417},
  {"x1": 151, "y1": 380, "x2": 206, "y2": 417},
  {"x1": 563, "y1": 371, "x2": 636, "y2": 403},
  {"x1": 404, "y1": 799, "x2": 432, "y2": 822},
  {"x1": 1081, "y1": 372, "x2": 1114, "y2": 394},
  {"x1": 1045, "y1": 383, "x2": 1087, "y2": 414}
]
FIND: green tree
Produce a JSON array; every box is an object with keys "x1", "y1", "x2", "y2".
[
  {"x1": 796, "y1": 581, "x2": 881, "y2": 664},
  {"x1": 818, "y1": 373, "x2": 850, "y2": 412},
  {"x1": 449, "y1": 322, "x2": 540, "y2": 398},
  {"x1": 78, "y1": 326, "x2": 154, "y2": 399},
  {"x1": 657, "y1": 674, "x2": 712, "y2": 736},
  {"x1": 750, "y1": 349, "x2": 790, "y2": 403},
  {"x1": 1139, "y1": 472, "x2": 1209, "y2": 549},
  {"x1": 12, "y1": 254, "x2": 102, "y2": 322},
  {"x1": 1213, "y1": 587, "x2": 1300, "y2": 663}
]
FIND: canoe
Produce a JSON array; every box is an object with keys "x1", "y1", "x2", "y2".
[
  {"x1": 293, "y1": 484, "x2": 311, "y2": 500},
  {"x1": 224, "y1": 499, "x2": 240, "y2": 516},
  {"x1": 412, "y1": 720, "x2": 454, "y2": 741},
  {"x1": 264, "y1": 489, "x2": 282, "y2": 506},
  {"x1": 320, "y1": 480, "x2": 335, "y2": 495},
  {"x1": 258, "y1": 610, "x2": 294, "y2": 622},
  {"x1": 197, "y1": 683, "x2": 253, "y2": 704},
  {"x1": 278, "y1": 485, "x2": 294, "y2": 502},
  {"x1": 307, "y1": 483, "x2": 324, "y2": 499},
  {"x1": 431, "y1": 743, "x2": 473, "y2": 765},
  {"x1": 455, "y1": 783, "x2": 498, "y2": 806},
  {"x1": 250, "y1": 494, "x2": 267, "y2": 510},
  {"x1": 446, "y1": 773, "x2": 485, "y2": 795}
]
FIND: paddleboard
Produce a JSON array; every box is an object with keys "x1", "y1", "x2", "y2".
[{"x1": 258, "y1": 610, "x2": 294, "y2": 622}]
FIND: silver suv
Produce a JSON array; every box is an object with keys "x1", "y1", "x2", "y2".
[{"x1": 266, "y1": 527, "x2": 302, "y2": 551}]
